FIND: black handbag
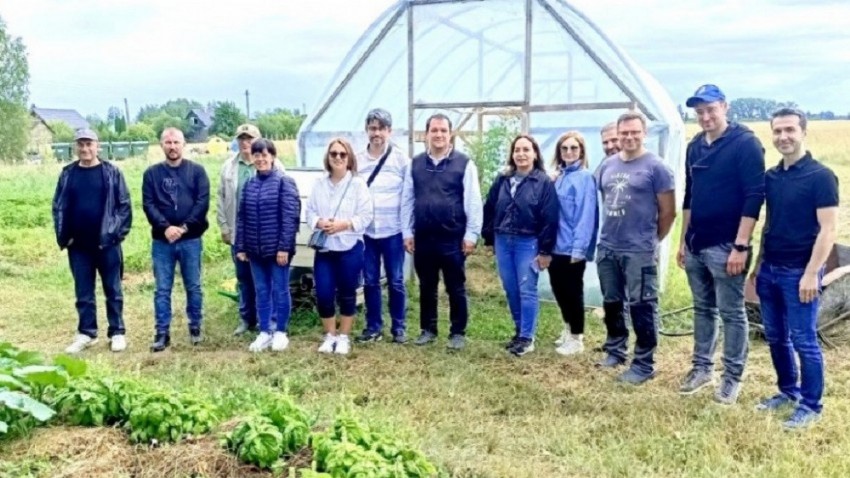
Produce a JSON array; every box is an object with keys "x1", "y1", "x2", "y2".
[{"x1": 309, "y1": 178, "x2": 352, "y2": 251}]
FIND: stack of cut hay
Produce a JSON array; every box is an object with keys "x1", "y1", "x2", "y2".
[{"x1": 819, "y1": 273, "x2": 850, "y2": 348}]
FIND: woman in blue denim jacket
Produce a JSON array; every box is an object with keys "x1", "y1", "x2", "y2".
[
  {"x1": 483, "y1": 134, "x2": 559, "y2": 356},
  {"x1": 549, "y1": 131, "x2": 598, "y2": 356}
]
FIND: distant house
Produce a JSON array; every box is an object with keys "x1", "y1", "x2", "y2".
[
  {"x1": 31, "y1": 106, "x2": 90, "y2": 131},
  {"x1": 28, "y1": 114, "x2": 54, "y2": 157},
  {"x1": 186, "y1": 108, "x2": 214, "y2": 142}
]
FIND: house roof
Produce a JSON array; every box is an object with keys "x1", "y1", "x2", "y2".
[
  {"x1": 187, "y1": 108, "x2": 214, "y2": 126},
  {"x1": 31, "y1": 107, "x2": 90, "y2": 131}
]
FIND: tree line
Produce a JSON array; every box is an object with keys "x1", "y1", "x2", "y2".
[
  {"x1": 71, "y1": 99, "x2": 306, "y2": 144},
  {"x1": 680, "y1": 98, "x2": 849, "y2": 122}
]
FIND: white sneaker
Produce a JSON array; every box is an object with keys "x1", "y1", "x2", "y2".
[
  {"x1": 318, "y1": 334, "x2": 337, "y2": 354},
  {"x1": 65, "y1": 334, "x2": 97, "y2": 354},
  {"x1": 554, "y1": 327, "x2": 569, "y2": 346},
  {"x1": 334, "y1": 335, "x2": 351, "y2": 355},
  {"x1": 248, "y1": 332, "x2": 273, "y2": 353},
  {"x1": 555, "y1": 335, "x2": 585, "y2": 356},
  {"x1": 110, "y1": 335, "x2": 127, "y2": 352},
  {"x1": 271, "y1": 332, "x2": 289, "y2": 352}
]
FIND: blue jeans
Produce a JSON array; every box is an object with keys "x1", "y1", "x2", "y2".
[
  {"x1": 152, "y1": 238, "x2": 203, "y2": 334},
  {"x1": 684, "y1": 243, "x2": 749, "y2": 381},
  {"x1": 249, "y1": 257, "x2": 291, "y2": 333},
  {"x1": 67, "y1": 245, "x2": 125, "y2": 338},
  {"x1": 495, "y1": 234, "x2": 540, "y2": 340},
  {"x1": 597, "y1": 247, "x2": 659, "y2": 376},
  {"x1": 314, "y1": 241, "x2": 364, "y2": 318},
  {"x1": 363, "y1": 233, "x2": 407, "y2": 335},
  {"x1": 756, "y1": 262, "x2": 824, "y2": 413},
  {"x1": 231, "y1": 245, "x2": 257, "y2": 327}
]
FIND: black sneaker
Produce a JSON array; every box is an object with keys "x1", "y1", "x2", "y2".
[
  {"x1": 509, "y1": 338, "x2": 535, "y2": 356},
  {"x1": 355, "y1": 330, "x2": 383, "y2": 343},
  {"x1": 189, "y1": 327, "x2": 203, "y2": 346},
  {"x1": 150, "y1": 333, "x2": 170, "y2": 353},
  {"x1": 504, "y1": 334, "x2": 519, "y2": 350}
]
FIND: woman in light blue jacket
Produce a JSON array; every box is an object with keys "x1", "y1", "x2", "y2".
[{"x1": 549, "y1": 131, "x2": 598, "y2": 356}]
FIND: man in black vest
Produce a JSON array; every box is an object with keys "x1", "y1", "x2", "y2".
[{"x1": 401, "y1": 113, "x2": 483, "y2": 350}]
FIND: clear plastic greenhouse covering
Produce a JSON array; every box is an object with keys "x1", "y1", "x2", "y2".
[{"x1": 296, "y1": 0, "x2": 686, "y2": 306}]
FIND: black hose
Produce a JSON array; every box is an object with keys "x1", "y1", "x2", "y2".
[{"x1": 658, "y1": 306, "x2": 696, "y2": 337}]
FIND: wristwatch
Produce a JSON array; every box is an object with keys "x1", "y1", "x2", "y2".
[{"x1": 732, "y1": 243, "x2": 751, "y2": 252}]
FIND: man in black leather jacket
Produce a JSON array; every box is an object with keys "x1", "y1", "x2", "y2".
[{"x1": 52, "y1": 128, "x2": 132, "y2": 354}]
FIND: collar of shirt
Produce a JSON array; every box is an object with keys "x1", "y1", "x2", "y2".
[
  {"x1": 775, "y1": 151, "x2": 813, "y2": 172},
  {"x1": 363, "y1": 144, "x2": 390, "y2": 161},
  {"x1": 560, "y1": 161, "x2": 582, "y2": 174},
  {"x1": 700, "y1": 125, "x2": 732, "y2": 147},
  {"x1": 238, "y1": 153, "x2": 254, "y2": 166},
  {"x1": 427, "y1": 146, "x2": 453, "y2": 163},
  {"x1": 324, "y1": 170, "x2": 352, "y2": 188}
]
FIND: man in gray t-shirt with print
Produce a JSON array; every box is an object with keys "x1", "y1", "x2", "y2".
[{"x1": 594, "y1": 112, "x2": 676, "y2": 385}]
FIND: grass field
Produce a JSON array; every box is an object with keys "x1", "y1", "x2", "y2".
[{"x1": 1, "y1": 122, "x2": 849, "y2": 477}]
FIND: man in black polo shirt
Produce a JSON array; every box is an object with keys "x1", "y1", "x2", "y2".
[
  {"x1": 752, "y1": 108, "x2": 838, "y2": 430},
  {"x1": 401, "y1": 113, "x2": 483, "y2": 350},
  {"x1": 677, "y1": 84, "x2": 766, "y2": 404}
]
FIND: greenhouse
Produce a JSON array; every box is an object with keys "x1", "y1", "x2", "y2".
[{"x1": 296, "y1": 0, "x2": 686, "y2": 304}]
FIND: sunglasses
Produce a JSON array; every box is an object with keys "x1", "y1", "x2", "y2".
[
  {"x1": 329, "y1": 151, "x2": 348, "y2": 159},
  {"x1": 560, "y1": 145, "x2": 581, "y2": 152}
]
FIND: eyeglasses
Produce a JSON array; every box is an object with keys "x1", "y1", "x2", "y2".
[
  {"x1": 560, "y1": 145, "x2": 580, "y2": 152},
  {"x1": 329, "y1": 151, "x2": 348, "y2": 159}
]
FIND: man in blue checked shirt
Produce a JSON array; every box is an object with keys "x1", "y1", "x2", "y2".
[{"x1": 355, "y1": 109, "x2": 412, "y2": 344}]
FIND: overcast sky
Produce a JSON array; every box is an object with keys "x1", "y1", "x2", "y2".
[{"x1": 3, "y1": 0, "x2": 849, "y2": 119}]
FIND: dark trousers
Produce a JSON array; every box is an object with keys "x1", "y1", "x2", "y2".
[
  {"x1": 231, "y1": 245, "x2": 257, "y2": 327},
  {"x1": 314, "y1": 241, "x2": 364, "y2": 318},
  {"x1": 548, "y1": 254, "x2": 587, "y2": 335},
  {"x1": 597, "y1": 247, "x2": 659, "y2": 376},
  {"x1": 67, "y1": 244, "x2": 125, "y2": 338},
  {"x1": 413, "y1": 236, "x2": 468, "y2": 336}
]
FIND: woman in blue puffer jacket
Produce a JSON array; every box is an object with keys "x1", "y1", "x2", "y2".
[{"x1": 235, "y1": 138, "x2": 301, "y2": 353}]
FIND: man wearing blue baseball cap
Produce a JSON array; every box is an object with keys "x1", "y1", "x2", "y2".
[{"x1": 677, "y1": 84, "x2": 766, "y2": 404}]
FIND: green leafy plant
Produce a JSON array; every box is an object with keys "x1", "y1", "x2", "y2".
[
  {"x1": 262, "y1": 396, "x2": 312, "y2": 454},
  {"x1": 0, "y1": 342, "x2": 86, "y2": 438},
  {"x1": 127, "y1": 391, "x2": 217, "y2": 444},
  {"x1": 52, "y1": 376, "x2": 141, "y2": 427},
  {"x1": 310, "y1": 414, "x2": 438, "y2": 478},
  {"x1": 466, "y1": 116, "x2": 522, "y2": 199},
  {"x1": 224, "y1": 415, "x2": 285, "y2": 470}
]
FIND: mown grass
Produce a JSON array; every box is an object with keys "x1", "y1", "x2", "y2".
[{"x1": 1, "y1": 124, "x2": 849, "y2": 477}]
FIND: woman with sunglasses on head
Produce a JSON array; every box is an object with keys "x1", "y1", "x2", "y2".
[
  {"x1": 235, "y1": 138, "x2": 301, "y2": 353},
  {"x1": 482, "y1": 134, "x2": 558, "y2": 356},
  {"x1": 550, "y1": 131, "x2": 598, "y2": 356},
  {"x1": 306, "y1": 138, "x2": 374, "y2": 355}
]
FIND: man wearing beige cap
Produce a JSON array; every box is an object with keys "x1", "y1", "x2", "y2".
[
  {"x1": 52, "y1": 128, "x2": 133, "y2": 353},
  {"x1": 217, "y1": 124, "x2": 284, "y2": 335}
]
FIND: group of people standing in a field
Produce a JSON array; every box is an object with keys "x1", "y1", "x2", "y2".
[{"x1": 52, "y1": 84, "x2": 838, "y2": 430}]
